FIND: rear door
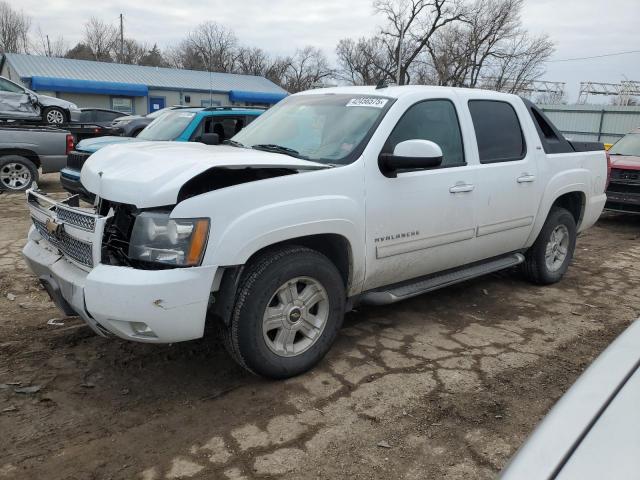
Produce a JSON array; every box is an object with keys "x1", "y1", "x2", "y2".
[
  {"x1": 466, "y1": 98, "x2": 542, "y2": 260},
  {"x1": 0, "y1": 77, "x2": 39, "y2": 120}
]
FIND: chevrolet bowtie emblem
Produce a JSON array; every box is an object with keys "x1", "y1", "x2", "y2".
[{"x1": 45, "y1": 218, "x2": 62, "y2": 235}]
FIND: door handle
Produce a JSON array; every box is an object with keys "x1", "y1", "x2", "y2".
[
  {"x1": 517, "y1": 174, "x2": 536, "y2": 183},
  {"x1": 449, "y1": 183, "x2": 475, "y2": 193}
]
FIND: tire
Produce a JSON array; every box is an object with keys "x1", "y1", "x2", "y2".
[
  {"x1": 0, "y1": 155, "x2": 38, "y2": 192},
  {"x1": 522, "y1": 206, "x2": 577, "y2": 285},
  {"x1": 223, "y1": 246, "x2": 346, "y2": 379},
  {"x1": 43, "y1": 107, "x2": 66, "y2": 125}
]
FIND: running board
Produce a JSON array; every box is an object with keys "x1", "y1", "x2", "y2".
[{"x1": 360, "y1": 253, "x2": 525, "y2": 306}]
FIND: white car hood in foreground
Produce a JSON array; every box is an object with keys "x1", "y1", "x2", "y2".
[
  {"x1": 81, "y1": 142, "x2": 328, "y2": 208},
  {"x1": 501, "y1": 319, "x2": 640, "y2": 480}
]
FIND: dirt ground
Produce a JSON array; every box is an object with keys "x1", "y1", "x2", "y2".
[{"x1": 1, "y1": 174, "x2": 639, "y2": 480}]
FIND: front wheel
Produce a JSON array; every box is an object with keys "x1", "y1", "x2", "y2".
[
  {"x1": 522, "y1": 206, "x2": 577, "y2": 285},
  {"x1": 223, "y1": 246, "x2": 345, "y2": 379}
]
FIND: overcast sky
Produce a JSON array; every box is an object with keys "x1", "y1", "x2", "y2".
[{"x1": 12, "y1": 0, "x2": 640, "y2": 102}]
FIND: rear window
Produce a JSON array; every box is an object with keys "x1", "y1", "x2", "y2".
[{"x1": 468, "y1": 100, "x2": 526, "y2": 163}]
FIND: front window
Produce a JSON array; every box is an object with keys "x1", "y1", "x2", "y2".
[
  {"x1": 231, "y1": 94, "x2": 393, "y2": 164},
  {"x1": 609, "y1": 133, "x2": 640, "y2": 156},
  {"x1": 137, "y1": 111, "x2": 196, "y2": 141}
]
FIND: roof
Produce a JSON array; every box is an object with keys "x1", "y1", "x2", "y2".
[
  {"x1": 299, "y1": 84, "x2": 520, "y2": 100},
  {"x1": 178, "y1": 107, "x2": 264, "y2": 116},
  {"x1": 2, "y1": 53, "x2": 287, "y2": 95}
]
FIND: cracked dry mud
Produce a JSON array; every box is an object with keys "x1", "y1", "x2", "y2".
[{"x1": 1, "y1": 174, "x2": 639, "y2": 479}]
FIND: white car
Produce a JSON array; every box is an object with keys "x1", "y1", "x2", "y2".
[
  {"x1": 23, "y1": 85, "x2": 607, "y2": 378},
  {"x1": 501, "y1": 319, "x2": 640, "y2": 479},
  {"x1": 0, "y1": 75, "x2": 81, "y2": 124}
]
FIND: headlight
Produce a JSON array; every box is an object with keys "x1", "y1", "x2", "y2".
[{"x1": 128, "y1": 212, "x2": 209, "y2": 266}]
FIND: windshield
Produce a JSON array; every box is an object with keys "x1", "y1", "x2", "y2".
[
  {"x1": 137, "y1": 111, "x2": 196, "y2": 141},
  {"x1": 231, "y1": 94, "x2": 393, "y2": 164},
  {"x1": 146, "y1": 107, "x2": 173, "y2": 119},
  {"x1": 609, "y1": 133, "x2": 640, "y2": 156}
]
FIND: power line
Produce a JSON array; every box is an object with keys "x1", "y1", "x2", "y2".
[{"x1": 545, "y1": 49, "x2": 640, "y2": 63}]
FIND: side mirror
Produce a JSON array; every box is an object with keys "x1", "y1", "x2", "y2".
[
  {"x1": 378, "y1": 139, "x2": 443, "y2": 178},
  {"x1": 200, "y1": 133, "x2": 220, "y2": 145}
]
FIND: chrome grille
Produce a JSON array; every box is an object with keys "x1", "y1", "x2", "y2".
[
  {"x1": 611, "y1": 168, "x2": 640, "y2": 183},
  {"x1": 56, "y1": 206, "x2": 96, "y2": 231},
  {"x1": 32, "y1": 217, "x2": 94, "y2": 267}
]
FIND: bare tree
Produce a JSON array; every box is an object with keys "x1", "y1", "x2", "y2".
[
  {"x1": 425, "y1": 0, "x2": 553, "y2": 92},
  {"x1": 0, "y1": 1, "x2": 30, "y2": 54},
  {"x1": 374, "y1": 0, "x2": 465, "y2": 85},
  {"x1": 283, "y1": 46, "x2": 333, "y2": 92},
  {"x1": 481, "y1": 33, "x2": 554, "y2": 93},
  {"x1": 187, "y1": 22, "x2": 238, "y2": 72},
  {"x1": 119, "y1": 38, "x2": 149, "y2": 65},
  {"x1": 235, "y1": 46, "x2": 291, "y2": 88},
  {"x1": 83, "y1": 17, "x2": 118, "y2": 62},
  {"x1": 34, "y1": 26, "x2": 67, "y2": 57},
  {"x1": 335, "y1": 37, "x2": 394, "y2": 85}
]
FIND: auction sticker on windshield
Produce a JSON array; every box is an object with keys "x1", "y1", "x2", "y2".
[{"x1": 346, "y1": 98, "x2": 388, "y2": 108}]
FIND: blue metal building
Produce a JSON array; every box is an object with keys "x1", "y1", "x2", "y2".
[{"x1": 0, "y1": 53, "x2": 288, "y2": 115}]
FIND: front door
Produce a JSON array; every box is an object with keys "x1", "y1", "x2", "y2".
[
  {"x1": 467, "y1": 99, "x2": 541, "y2": 260},
  {"x1": 148, "y1": 96, "x2": 166, "y2": 114},
  {"x1": 364, "y1": 99, "x2": 477, "y2": 290},
  {"x1": 0, "y1": 77, "x2": 39, "y2": 120}
]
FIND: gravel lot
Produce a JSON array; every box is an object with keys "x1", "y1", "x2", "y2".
[{"x1": 1, "y1": 174, "x2": 639, "y2": 480}]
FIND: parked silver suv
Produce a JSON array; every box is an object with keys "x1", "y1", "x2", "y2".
[{"x1": 0, "y1": 75, "x2": 81, "y2": 124}]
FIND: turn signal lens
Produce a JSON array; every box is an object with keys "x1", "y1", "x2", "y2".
[{"x1": 186, "y1": 219, "x2": 210, "y2": 266}]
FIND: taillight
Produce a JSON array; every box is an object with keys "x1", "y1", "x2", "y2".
[
  {"x1": 605, "y1": 151, "x2": 611, "y2": 189},
  {"x1": 65, "y1": 134, "x2": 74, "y2": 155}
]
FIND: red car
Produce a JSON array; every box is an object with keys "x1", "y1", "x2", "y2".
[{"x1": 605, "y1": 128, "x2": 640, "y2": 214}]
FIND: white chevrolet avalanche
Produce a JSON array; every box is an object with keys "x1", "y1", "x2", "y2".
[{"x1": 23, "y1": 86, "x2": 608, "y2": 378}]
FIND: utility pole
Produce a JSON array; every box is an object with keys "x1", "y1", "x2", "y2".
[
  {"x1": 119, "y1": 13, "x2": 124, "y2": 62},
  {"x1": 396, "y1": 22, "x2": 404, "y2": 85}
]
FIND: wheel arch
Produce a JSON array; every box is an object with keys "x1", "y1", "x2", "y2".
[
  {"x1": 210, "y1": 233, "x2": 355, "y2": 328},
  {"x1": 551, "y1": 191, "x2": 586, "y2": 227},
  {"x1": 0, "y1": 149, "x2": 40, "y2": 169},
  {"x1": 526, "y1": 182, "x2": 588, "y2": 248}
]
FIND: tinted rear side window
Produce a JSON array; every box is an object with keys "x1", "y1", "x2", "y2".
[{"x1": 468, "y1": 100, "x2": 526, "y2": 163}]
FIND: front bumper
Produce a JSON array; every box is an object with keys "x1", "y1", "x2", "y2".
[
  {"x1": 605, "y1": 186, "x2": 640, "y2": 214},
  {"x1": 23, "y1": 232, "x2": 218, "y2": 343}
]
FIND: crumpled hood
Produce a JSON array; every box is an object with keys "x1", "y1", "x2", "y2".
[
  {"x1": 610, "y1": 154, "x2": 640, "y2": 170},
  {"x1": 81, "y1": 142, "x2": 328, "y2": 208},
  {"x1": 77, "y1": 135, "x2": 141, "y2": 153}
]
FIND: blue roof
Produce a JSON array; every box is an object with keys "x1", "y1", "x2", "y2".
[{"x1": 3, "y1": 53, "x2": 287, "y2": 101}]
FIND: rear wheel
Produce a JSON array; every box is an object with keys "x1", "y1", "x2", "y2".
[
  {"x1": 223, "y1": 246, "x2": 345, "y2": 379},
  {"x1": 0, "y1": 155, "x2": 38, "y2": 191},
  {"x1": 43, "y1": 107, "x2": 66, "y2": 125},
  {"x1": 522, "y1": 207, "x2": 577, "y2": 285}
]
